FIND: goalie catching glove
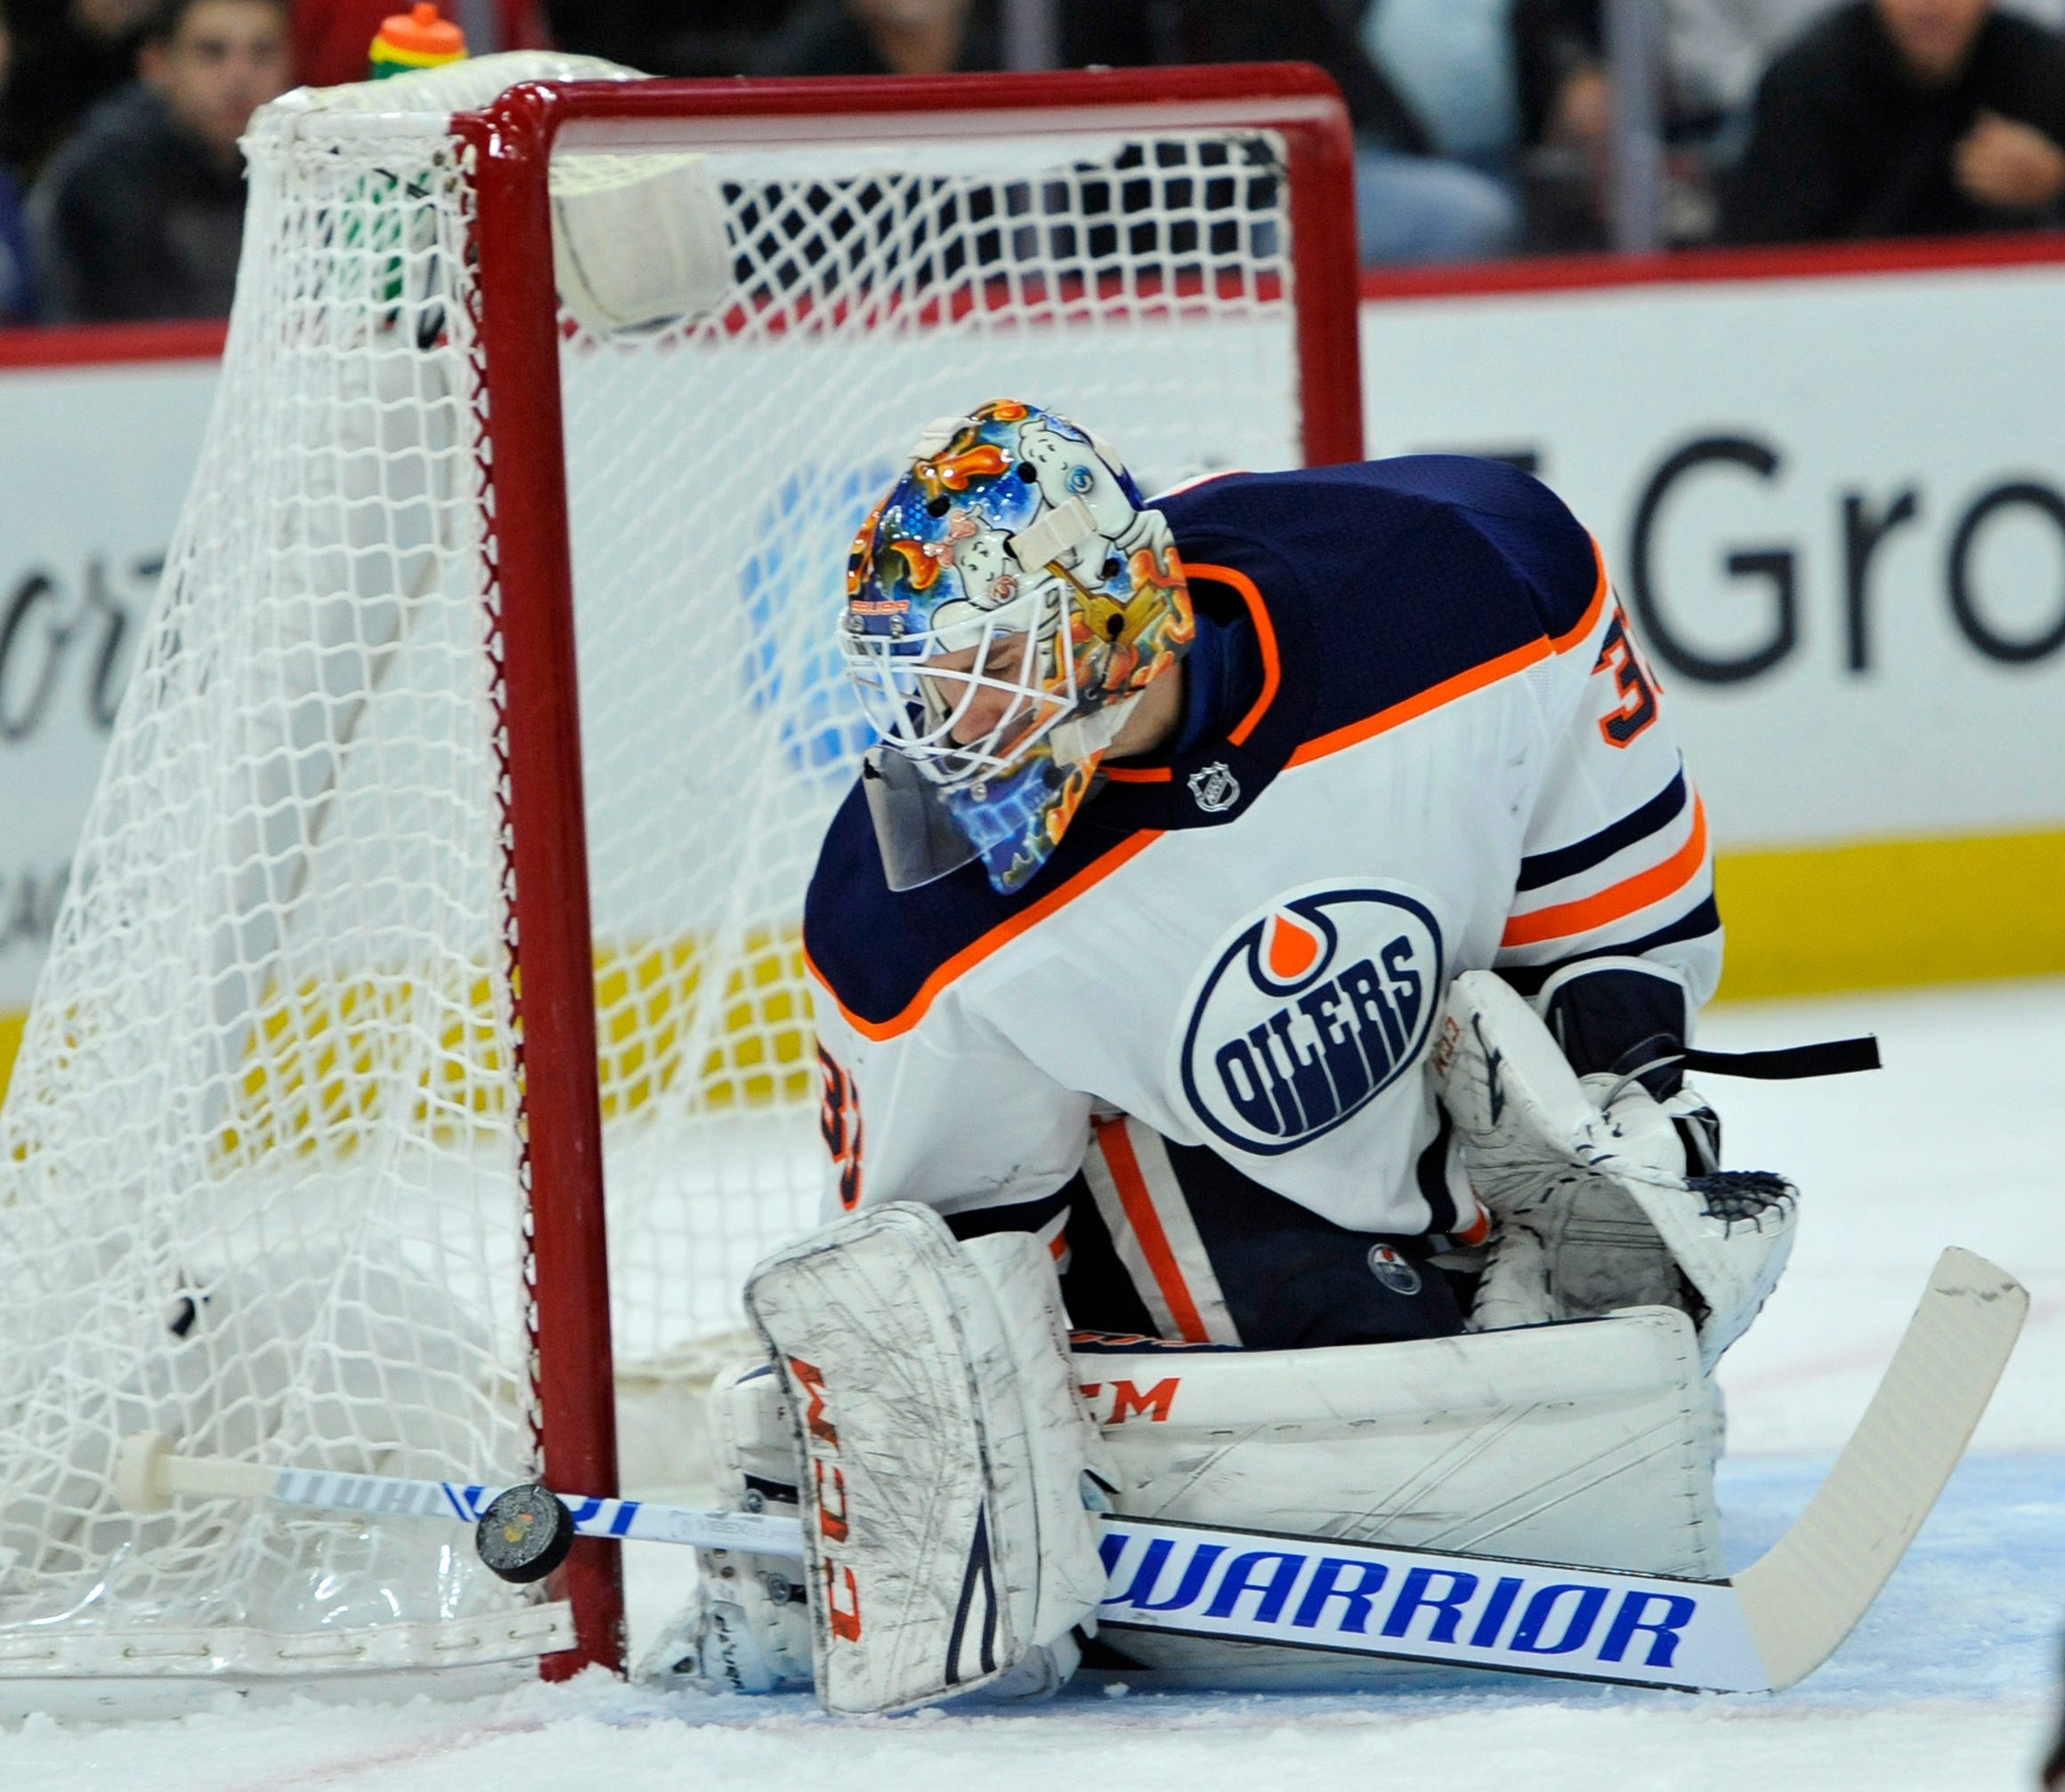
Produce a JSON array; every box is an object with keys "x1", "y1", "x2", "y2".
[
  {"x1": 1434, "y1": 969, "x2": 1796, "y2": 1369},
  {"x1": 688, "y1": 1202, "x2": 1113, "y2": 1714}
]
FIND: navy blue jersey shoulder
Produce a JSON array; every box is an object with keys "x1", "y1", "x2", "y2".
[
  {"x1": 1159, "y1": 456, "x2": 1599, "y2": 746},
  {"x1": 806, "y1": 775, "x2": 1126, "y2": 1029},
  {"x1": 806, "y1": 456, "x2": 1599, "y2": 1029}
]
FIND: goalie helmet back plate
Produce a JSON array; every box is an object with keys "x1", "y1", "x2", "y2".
[{"x1": 839, "y1": 400, "x2": 1194, "y2": 895}]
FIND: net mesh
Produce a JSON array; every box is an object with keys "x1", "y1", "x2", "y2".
[{"x1": 0, "y1": 60, "x2": 1308, "y2": 1675}]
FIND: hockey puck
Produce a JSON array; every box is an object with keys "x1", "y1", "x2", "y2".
[{"x1": 475, "y1": 1483, "x2": 577, "y2": 1585}]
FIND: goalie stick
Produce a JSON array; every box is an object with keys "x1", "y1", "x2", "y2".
[
  {"x1": 117, "y1": 1246, "x2": 2023, "y2": 1695},
  {"x1": 113, "y1": 1431, "x2": 806, "y2": 1557}
]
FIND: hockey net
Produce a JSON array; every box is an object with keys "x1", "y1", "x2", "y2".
[{"x1": 0, "y1": 57, "x2": 1359, "y2": 1683}]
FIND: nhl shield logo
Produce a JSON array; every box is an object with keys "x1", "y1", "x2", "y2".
[
  {"x1": 1186, "y1": 762, "x2": 1241, "y2": 814},
  {"x1": 1176, "y1": 884, "x2": 1445, "y2": 1155}
]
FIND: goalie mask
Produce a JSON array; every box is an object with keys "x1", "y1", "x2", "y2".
[{"x1": 839, "y1": 400, "x2": 1194, "y2": 895}]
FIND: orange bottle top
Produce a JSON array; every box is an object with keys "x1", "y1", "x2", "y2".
[{"x1": 369, "y1": 3, "x2": 466, "y2": 77}]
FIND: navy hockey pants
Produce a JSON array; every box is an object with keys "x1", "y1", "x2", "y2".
[{"x1": 947, "y1": 1115, "x2": 1467, "y2": 1350}]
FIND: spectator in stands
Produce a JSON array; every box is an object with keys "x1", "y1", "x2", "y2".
[
  {"x1": 1367, "y1": 0, "x2": 1614, "y2": 206},
  {"x1": 751, "y1": 0, "x2": 994, "y2": 77},
  {"x1": 1721, "y1": 0, "x2": 2065, "y2": 239},
  {"x1": 1066, "y1": 0, "x2": 1518, "y2": 264},
  {"x1": 1667, "y1": 0, "x2": 1843, "y2": 126},
  {"x1": 0, "y1": 9, "x2": 40, "y2": 320},
  {"x1": 1356, "y1": 0, "x2": 1615, "y2": 251},
  {"x1": 1508, "y1": 0, "x2": 1616, "y2": 247},
  {"x1": 547, "y1": 0, "x2": 788, "y2": 76},
  {"x1": 30, "y1": 0, "x2": 291, "y2": 320},
  {"x1": 1365, "y1": 0, "x2": 1522, "y2": 175},
  {"x1": 290, "y1": 0, "x2": 547, "y2": 89},
  {"x1": 0, "y1": 0, "x2": 158, "y2": 179}
]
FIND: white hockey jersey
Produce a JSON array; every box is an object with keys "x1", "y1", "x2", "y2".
[{"x1": 804, "y1": 457, "x2": 1719, "y2": 1251}]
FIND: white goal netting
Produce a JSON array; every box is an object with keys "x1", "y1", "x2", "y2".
[{"x1": 0, "y1": 55, "x2": 1315, "y2": 1679}]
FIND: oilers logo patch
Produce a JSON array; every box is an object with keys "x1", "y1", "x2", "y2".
[
  {"x1": 1175, "y1": 884, "x2": 1444, "y2": 1155},
  {"x1": 1366, "y1": 1244, "x2": 1423, "y2": 1296}
]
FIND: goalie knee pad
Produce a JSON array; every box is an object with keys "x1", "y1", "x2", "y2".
[
  {"x1": 1435, "y1": 969, "x2": 1796, "y2": 1368},
  {"x1": 742, "y1": 1202, "x2": 1113, "y2": 1715}
]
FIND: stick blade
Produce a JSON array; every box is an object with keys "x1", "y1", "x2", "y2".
[{"x1": 1734, "y1": 1246, "x2": 2027, "y2": 1688}]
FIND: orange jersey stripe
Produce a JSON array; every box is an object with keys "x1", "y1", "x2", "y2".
[
  {"x1": 1501, "y1": 794, "x2": 1710, "y2": 950},
  {"x1": 1104, "y1": 561, "x2": 1280, "y2": 784},
  {"x1": 804, "y1": 829, "x2": 1163, "y2": 1042},
  {"x1": 1224, "y1": 564, "x2": 1281, "y2": 748},
  {"x1": 809, "y1": 544, "x2": 1612, "y2": 1041},
  {"x1": 1284, "y1": 537, "x2": 1609, "y2": 771},
  {"x1": 1095, "y1": 1117, "x2": 1211, "y2": 1343},
  {"x1": 1551, "y1": 536, "x2": 1613, "y2": 653}
]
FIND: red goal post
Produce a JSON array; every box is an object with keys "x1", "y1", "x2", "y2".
[{"x1": 470, "y1": 67, "x2": 1363, "y2": 1678}]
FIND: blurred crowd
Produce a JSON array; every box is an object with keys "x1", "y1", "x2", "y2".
[{"x1": 2, "y1": 0, "x2": 2064, "y2": 326}]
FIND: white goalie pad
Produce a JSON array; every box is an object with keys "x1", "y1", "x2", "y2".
[
  {"x1": 1434, "y1": 970, "x2": 1797, "y2": 1368},
  {"x1": 742, "y1": 1203, "x2": 1109, "y2": 1714},
  {"x1": 550, "y1": 151, "x2": 734, "y2": 337},
  {"x1": 1083, "y1": 1308, "x2": 1723, "y2": 1683},
  {"x1": 685, "y1": 1304, "x2": 1720, "y2": 1693}
]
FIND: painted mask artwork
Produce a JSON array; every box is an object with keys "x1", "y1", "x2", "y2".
[{"x1": 840, "y1": 400, "x2": 1194, "y2": 894}]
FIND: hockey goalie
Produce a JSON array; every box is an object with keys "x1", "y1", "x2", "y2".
[{"x1": 652, "y1": 401, "x2": 1805, "y2": 1712}]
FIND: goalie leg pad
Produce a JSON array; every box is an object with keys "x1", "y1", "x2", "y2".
[
  {"x1": 1087, "y1": 1308, "x2": 1723, "y2": 1577},
  {"x1": 744, "y1": 1202, "x2": 1109, "y2": 1715},
  {"x1": 1084, "y1": 1309, "x2": 1724, "y2": 1683},
  {"x1": 1434, "y1": 970, "x2": 1797, "y2": 1368}
]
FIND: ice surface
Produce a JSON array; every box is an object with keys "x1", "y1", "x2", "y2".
[
  {"x1": 1705, "y1": 977, "x2": 2065, "y2": 1456},
  {"x1": 3, "y1": 978, "x2": 2061, "y2": 1789}
]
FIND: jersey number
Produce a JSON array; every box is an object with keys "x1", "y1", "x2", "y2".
[
  {"x1": 819, "y1": 1045, "x2": 864, "y2": 1212},
  {"x1": 1594, "y1": 608, "x2": 1659, "y2": 748}
]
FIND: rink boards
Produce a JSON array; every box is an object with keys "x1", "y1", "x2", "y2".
[{"x1": 7, "y1": 239, "x2": 2065, "y2": 1122}]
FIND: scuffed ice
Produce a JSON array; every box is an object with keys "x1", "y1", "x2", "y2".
[{"x1": 1, "y1": 979, "x2": 2061, "y2": 1790}]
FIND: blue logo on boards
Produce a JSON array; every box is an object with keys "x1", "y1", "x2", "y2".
[
  {"x1": 741, "y1": 459, "x2": 896, "y2": 793},
  {"x1": 1176, "y1": 886, "x2": 1445, "y2": 1156}
]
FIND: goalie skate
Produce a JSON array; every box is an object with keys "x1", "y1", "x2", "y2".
[{"x1": 635, "y1": 1358, "x2": 813, "y2": 1695}]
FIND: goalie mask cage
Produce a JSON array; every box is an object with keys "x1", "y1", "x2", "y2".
[{"x1": 0, "y1": 60, "x2": 1361, "y2": 1687}]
